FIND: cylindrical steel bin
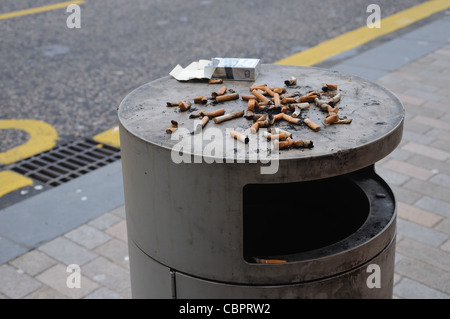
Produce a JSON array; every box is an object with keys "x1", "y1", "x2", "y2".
[{"x1": 118, "y1": 65, "x2": 404, "y2": 298}]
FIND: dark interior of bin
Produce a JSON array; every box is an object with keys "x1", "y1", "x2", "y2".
[{"x1": 243, "y1": 176, "x2": 370, "y2": 262}]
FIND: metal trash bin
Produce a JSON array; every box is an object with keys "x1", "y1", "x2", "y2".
[{"x1": 118, "y1": 65, "x2": 404, "y2": 299}]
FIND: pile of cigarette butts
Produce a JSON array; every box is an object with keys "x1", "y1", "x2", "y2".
[{"x1": 166, "y1": 77, "x2": 352, "y2": 151}]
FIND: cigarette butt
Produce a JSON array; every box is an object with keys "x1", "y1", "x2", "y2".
[
  {"x1": 282, "y1": 113, "x2": 301, "y2": 124},
  {"x1": 329, "y1": 93, "x2": 341, "y2": 105},
  {"x1": 255, "y1": 114, "x2": 266, "y2": 122},
  {"x1": 269, "y1": 128, "x2": 293, "y2": 138},
  {"x1": 250, "y1": 119, "x2": 269, "y2": 133},
  {"x1": 269, "y1": 128, "x2": 292, "y2": 136},
  {"x1": 165, "y1": 120, "x2": 178, "y2": 134},
  {"x1": 204, "y1": 108, "x2": 225, "y2": 117},
  {"x1": 178, "y1": 101, "x2": 191, "y2": 111},
  {"x1": 272, "y1": 113, "x2": 284, "y2": 122},
  {"x1": 212, "y1": 86, "x2": 227, "y2": 98},
  {"x1": 250, "y1": 84, "x2": 267, "y2": 91},
  {"x1": 213, "y1": 110, "x2": 244, "y2": 124},
  {"x1": 166, "y1": 102, "x2": 179, "y2": 107},
  {"x1": 256, "y1": 89, "x2": 268, "y2": 95},
  {"x1": 251, "y1": 114, "x2": 266, "y2": 121},
  {"x1": 263, "y1": 132, "x2": 289, "y2": 140},
  {"x1": 273, "y1": 93, "x2": 281, "y2": 107},
  {"x1": 299, "y1": 94, "x2": 317, "y2": 103},
  {"x1": 281, "y1": 104, "x2": 289, "y2": 113},
  {"x1": 293, "y1": 107, "x2": 301, "y2": 118},
  {"x1": 208, "y1": 78, "x2": 223, "y2": 84},
  {"x1": 335, "y1": 118, "x2": 352, "y2": 124},
  {"x1": 192, "y1": 116, "x2": 210, "y2": 134},
  {"x1": 250, "y1": 122, "x2": 260, "y2": 134},
  {"x1": 256, "y1": 120, "x2": 269, "y2": 128},
  {"x1": 257, "y1": 102, "x2": 268, "y2": 111},
  {"x1": 241, "y1": 94, "x2": 257, "y2": 101},
  {"x1": 215, "y1": 93, "x2": 240, "y2": 103},
  {"x1": 253, "y1": 257, "x2": 287, "y2": 264},
  {"x1": 251, "y1": 89, "x2": 270, "y2": 104},
  {"x1": 274, "y1": 138, "x2": 294, "y2": 150},
  {"x1": 189, "y1": 110, "x2": 205, "y2": 118},
  {"x1": 284, "y1": 76, "x2": 297, "y2": 86},
  {"x1": 292, "y1": 139, "x2": 314, "y2": 148},
  {"x1": 327, "y1": 105, "x2": 338, "y2": 114},
  {"x1": 319, "y1": 103, "x2": 338, "y2": 113},
  {"x1": 308, "y1": 90, "x2": 320, "y2": 96},
  {"x1": 322, "y1": 83, "x2": 338, "y2": 92},
  {"x1": 193, "y1": 96, "x2": 207, "y2": 104},
  {"x1": 281, "y1": 97, "x2": 297, "y2": 104},
  {"x1": 315, "y1": 98, "x2": 329, "y2": 107},
  {"x1": 247, "y1": 98, "x2": 257, "y2": 112},
  {"x1": 304, "y1": 118, "x2": 321, "y2": 132},
  {"x1": 250, "y1": 121, "x2": 260, "y2": 134},
  {"x1": 230, "y1": 130, "x2": 249, "y2": 144},
  {"x1": 218, "y1": 86, "x2": 228, "y2": 95},
  {"x1": 201, "y1": 115, "x2": 209, "y2": 127},
  {"x1": 324, "y1": 114, "x2": 340, "y2": 124},
  {"x1": 264, "y1": 86, "x2": 275, "y2": 97},
  {"x1": 272, "y1": 87, "x2": 286, "y2": 94},
  {"x1": 280, "y1": 93, "x2": 296, "y2": 99}
]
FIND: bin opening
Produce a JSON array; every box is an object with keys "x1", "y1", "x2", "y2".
[{"x1": 243, "y1": 176, "x2": 370, "y2": 262}]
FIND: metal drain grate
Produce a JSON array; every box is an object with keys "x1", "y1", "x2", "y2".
[{"x1": 7, "y1": 139, "x2": 121, "y2": 187}]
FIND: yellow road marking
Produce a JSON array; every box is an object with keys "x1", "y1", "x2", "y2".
[
  {"x1": 93, "y1": 126, "x2": 120, "y2": 148},
  {"x1": 0, "y1": 0, "x2": 84, "y2": 21},
  {"x1": 0, "y1": 171, "x2": 33, "y2": 197},
  {"x1": 0, "y1": 119, "x2": 59, "y2": 165},
  {"x1": 275, "y1": 0, "x2": 450, "y2": 66}
]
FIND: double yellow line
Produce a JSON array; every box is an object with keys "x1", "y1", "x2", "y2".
[
  {"x1": 0, "y1": 0, "x2": 84, "y2": 21},
  {"x1": 275, "y1": 0, "x2": 450, "y2": 66}
]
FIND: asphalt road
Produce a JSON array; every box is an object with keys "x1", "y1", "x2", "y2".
[{"x1": 0, "y1": 0, "x2": 428, "y2": 152}]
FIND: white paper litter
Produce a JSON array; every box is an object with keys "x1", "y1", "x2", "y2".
[{"x1": 169, "y1": 59, "x2": 214, "y2": 81}]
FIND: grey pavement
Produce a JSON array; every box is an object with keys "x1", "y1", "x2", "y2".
[{"x1": 1, "y1": 15, "x2": 450, "y2": 299}]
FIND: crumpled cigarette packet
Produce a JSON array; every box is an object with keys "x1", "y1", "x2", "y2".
[
  {"x1": 169, "y1": 59, "x2": 214, "y2": 81},
  {"x1": 169, "y1": 58, "x2": 260, "y2": 81}
]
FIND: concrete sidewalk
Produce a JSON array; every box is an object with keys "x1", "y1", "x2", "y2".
[{"x1": 1, "y1": 16, "x2": 450, "y2": 299}]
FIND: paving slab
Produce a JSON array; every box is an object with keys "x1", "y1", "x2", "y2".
[
  {"x1": 0, "y1": 161, "x2": 124, "y2": 250},
  {"x1": 0, "y1": 264, "x2": 42, "y2": 299},
  {"x1": 394, "y1": 278, "x2": 450, "y2": 299},
  {"x1": 38, "y1": 237, "x2": 98, "y2": 266}
]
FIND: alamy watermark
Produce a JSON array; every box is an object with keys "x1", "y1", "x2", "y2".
[
  {"x1": 367, "y1": 4, "x2": 381, "y2": 29},
  {"x1": 65, "y1": 4, "x2": 381, "y2": 31},
  {"x1": 66, "y1": 4, "x2": 81, "y2": 29},
  {"x1": 66, "y1": 264, "x2": 81, "y2": 289},
  {"x1": 170, "y1": 124, "x2": 280, "y2": 175},
  {"x1": 366, "y1": 264, "x2": 381, "y2": 289}
]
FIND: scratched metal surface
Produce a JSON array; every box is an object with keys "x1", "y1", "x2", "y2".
[{"x1": 119, "y1": 64, "x2": 404, "y2": 162}]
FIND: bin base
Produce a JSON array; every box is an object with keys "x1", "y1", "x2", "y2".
[{"x1": 128, "y1": 237, "x2": 395, "y2": 299}]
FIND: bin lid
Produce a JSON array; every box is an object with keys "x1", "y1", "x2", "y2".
[{"x1": 118, "y1": 64, "x2": 404, "y2": 170}]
